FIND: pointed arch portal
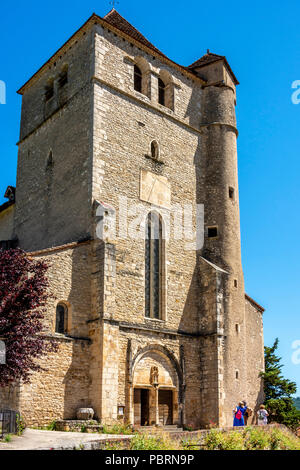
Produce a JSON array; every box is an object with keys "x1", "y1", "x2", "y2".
[{"x1": 128, "y1": 345, "x2": 183, "y2": 427}]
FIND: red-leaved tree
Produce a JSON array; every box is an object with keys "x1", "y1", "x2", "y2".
[{"x1": 0, "y1": 248, "x2": 58, "y2": 387}]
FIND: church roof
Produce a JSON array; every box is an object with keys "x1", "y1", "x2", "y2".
[
  {"x1": 245, "y1": 294, "x2": 265, "y2": 313},
  {"x1": 0, "y1": 200, "x2": 14, "y2": 215},
  {"x1": 103, "y1": 9, "x2": 169, "y2": 60},
  {"x1": 0, "y1": 186, "x2": 16, "y2": 215},
  {"x1": 17, "y1": 11, "x2": 209, "y2": 94},
  {"x1": 17, "y1": 10, "x2": 239, "y2": 94},
  {"x1": 188, "y1": 51, "x2": 239, "y2": 85}
]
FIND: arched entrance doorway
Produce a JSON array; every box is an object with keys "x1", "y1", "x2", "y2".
[{"x1": 130, "y1": 348, "x2": 181, "y2": 426}]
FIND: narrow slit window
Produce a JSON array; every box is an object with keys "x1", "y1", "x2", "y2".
[
  {"x1": 158, "y1": 78, "x2": 165, "y2": 106},
  {"x1": 229, "y1": 187, "x2": 235, "y2": 199},
  {"x1": 134, "y1": 65, "x2": 142, "y2": 93}
]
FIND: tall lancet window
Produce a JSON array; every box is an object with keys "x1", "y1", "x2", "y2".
[{"x1": 145, "y1": 212, "x2": 163, "y2": 319}]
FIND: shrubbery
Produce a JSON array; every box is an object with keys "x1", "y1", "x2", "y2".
[{"x1": 105, "y1": 426, "x2": 300, "y2": 451}]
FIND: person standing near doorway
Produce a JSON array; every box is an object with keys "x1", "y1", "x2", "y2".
[{"x1": 233, "y1": 402, "x2": 247, "y2": 427}]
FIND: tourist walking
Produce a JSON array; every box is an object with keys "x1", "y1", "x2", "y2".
[
  {"x1": 257, "y1": 405, "x2": 269, "y2": 426},
  {"x1": 233, "y1": 402, "x2": 247, "y2": 426},
  {"x1": 242, "y1": 400, "x2": 252, "y2": 425}
]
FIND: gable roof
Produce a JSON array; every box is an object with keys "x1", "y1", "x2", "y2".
[{"x1": 189, "y1": 51, "x2": 239, "y2": 85}]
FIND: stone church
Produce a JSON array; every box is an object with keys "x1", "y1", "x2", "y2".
[{"x1": 0, "y1": 9, "x2": 265, "y2": 428}]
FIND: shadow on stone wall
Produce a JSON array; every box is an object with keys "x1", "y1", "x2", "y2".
[{"x1": 61, "y1": 245, "x2": 92, "y2": 419}]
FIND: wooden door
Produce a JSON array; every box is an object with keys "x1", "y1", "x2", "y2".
[
  {"x1": 134, "y1": 389, "x2": 150, "y2": 426},
  {"x1": 141, "y1": 389, "x2": 149, "y2": 426},
  {"x1": 158, "y1": 390, "x2": 173, "y2": 425}
]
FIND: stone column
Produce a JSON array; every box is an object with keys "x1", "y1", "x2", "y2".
[
  {"x1": 128, "y1": 383, "x2": 134, "y2": 425},
  {"x1": 154, "y1": 385, "x2": 159, "y2": 426}
]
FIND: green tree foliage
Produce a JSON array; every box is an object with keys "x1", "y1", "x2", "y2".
[
  {"x1": 261, "y1": 338, "x2": 300, "y2": 430},
  {"x1": 293, "y1": 397, "x2": 300, "y2": 410}
]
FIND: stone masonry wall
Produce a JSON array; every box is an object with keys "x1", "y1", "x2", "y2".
[
  {"x1": 2, "y1": 242, "x2": 93, "y2": 426},
  {"x1": 15, "y1": 30, "x2": 94, "y2": 251},
  {"x1": 245, "y1": 298, "x2": 265, "y2": 422},
  {"x1": 0, "y1": 205, "x2": 15, "y2": 240}
]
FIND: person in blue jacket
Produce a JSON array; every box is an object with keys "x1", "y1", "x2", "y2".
[{"x1": 233, "y1": 402, "x2": 247, "y2": 426}]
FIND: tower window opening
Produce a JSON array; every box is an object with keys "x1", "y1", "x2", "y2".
[
  {"x1": 55, "y1": 303, "x2": 68, "y2": 334},
  {"x1": 207, "y1": 226, "x2": 218, "y2": 238},
  {"x1": 134, "y1": 64, "x2": 142, "y2": 93},
  {"x1": 45, "y1": 81, "x2": 54, "y2": 101},
  {"x1": 229, "y1": 187, "x2": 235, "y2": 199},
  {"x1": 151, "y1": 141, "x2": 159, "y2": 161},
  {"x1": 234, "y1": 279, "x2": 238, "y2": 288},
  {"x1": 46, "y1": 150, "x2": 53, "y2": 169},
  {"x1": 158, "y1": 78, "x2": 165, "y2": 106},
  {"x1": 59, "y1": 69, "x2": 68, "y2": 88},
  {"x1": 235, "y1": 370, "x2": 239, "y2": 379},
  {"x1": 145, "y1": 212, "x2": 164, "y2": 320},
  {"x1": 235, "y1": 323, "x2": 240, "y2": 333}
]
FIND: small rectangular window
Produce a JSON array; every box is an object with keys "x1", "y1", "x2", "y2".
[
  {"x1": 207, "y1": 226, "x2": 218, "y2": 238},
  {"x1": 229, "y1": 187, "x2": 235, "y2": 199}
]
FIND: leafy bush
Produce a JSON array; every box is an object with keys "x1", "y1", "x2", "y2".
[
  {"x1": 16, "y1": 414, "x2": 26, "y2": 436},
  {"x1": 203, "y1": 426, "x2": 300, "y2": 451},
  {"x1": 104, "y1": 440, "x2": 127, "y2": 450},
  {"x1": 46, "y1": 421, "x2": 57, "y2": 431},
  {"x1": 130, "y1": 430, "x2": 180, "y2": 450},
  {"x1": 244, "y1": 427, "x2": 270, "y2": 450},
  {"x1": 98, "y1": 427, "x2": 300, "y2": 451},
  {"x1": 102, "y1": 423, "x2": 133, "y2": 435}
]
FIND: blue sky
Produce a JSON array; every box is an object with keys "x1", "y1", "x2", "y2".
[{"x1": 0, "y1": 0, "x2": 299, "y2": 393}]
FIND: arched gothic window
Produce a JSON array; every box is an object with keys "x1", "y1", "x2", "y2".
[
  {"x1": 134, "y1": 64, "x2": 142, "y2": 93},
  {"x1": 145, "y1": 212, "x2": 163, "y2": 319},
  {"x1": 55, "y1": 303, "x2": 68, "y2": 334},
  {"x1": 158, "y1": 77, "x2": 166, "y2": 106}
]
